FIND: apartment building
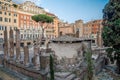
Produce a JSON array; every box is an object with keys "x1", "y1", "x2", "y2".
[
  {"x1": 18, "y1": 1, "x2": 44, "y2": 41},
  {"x1": 83, "y1": 20, "x2": 103, "y2": 46},
  {"x1": 19, "y1": 1, "x2": 45, "y2": 14},
  {"x1": 19, "y1": 1, "x2": 59, "y2": 40},
  {"x1": 0, "y1": 0, "x2": 18, "y2": 43},
  {"x1": 45, "y1": 12, "x2": 59, "y2": 39},
  {"x1": 83, "y1": 22, "x2": 92, "y2": 38},
  {"x1": 18, "y1": 11, "x2": 42, "y2": 41}
]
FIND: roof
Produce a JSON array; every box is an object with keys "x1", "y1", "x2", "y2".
[{"x1": 51, "y1": 35, "x2": 93, "y2": 42}]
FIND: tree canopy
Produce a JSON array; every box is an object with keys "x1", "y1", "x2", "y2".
[
  {"x1": 12, "y1": 4, "x2": 18, "y2": 8},
  {"x1": 32, "y1": 14, "x2": 53, "y2": 23},
  {"x1": 102, "y1": 0, "x2": 120, "y2": 73}
]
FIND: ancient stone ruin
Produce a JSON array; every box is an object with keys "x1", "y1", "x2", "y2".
[{"x1": 0, "y1": 29, "x2": 54, "y2": 80}]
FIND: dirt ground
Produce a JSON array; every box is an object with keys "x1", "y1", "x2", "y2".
[{"x1": 0, "y1": 69, "x2": 19, "y2": 80}]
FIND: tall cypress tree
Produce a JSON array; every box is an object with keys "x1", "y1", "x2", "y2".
[
  {"x1": 102, "y1": 0, "x2": 120, "y2": 73},
  {"x1": 50, "y1": 55, "x2": 54, "y2": 80}
]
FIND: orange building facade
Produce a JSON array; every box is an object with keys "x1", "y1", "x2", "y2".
[
  {"x1": 83, "y1": 22, "x2": 92, "y2": 38},
  {"x1": 45, "y1": 12, "x2": 59, "y2": 39},
  {"x1": 83, "y1": 20, "x2": 103, "y2": 46},
  {"x1": 18, "y1": 11, "x2": 42, "y2": 40}
]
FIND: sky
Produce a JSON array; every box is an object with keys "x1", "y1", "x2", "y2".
[{"x1": 13, "y1": 0, "x2": 109, "y2": 23}]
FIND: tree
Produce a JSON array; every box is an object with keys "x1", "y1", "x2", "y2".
[
  {"x1": 32, "y1": 14, "x2": 53, "y2": 38},
  {"x1": 85, "y1": 50, "x2": 93, "y2": 80},
  {"x1": 102, "y1": 0, "x2": 120, "y2": 73},
  {"x1": 50, "y1": 55, "x2": 54, "y2": 80},
  {"x1": 12, "y1": 4, "x2": 18, "y2": 8}
]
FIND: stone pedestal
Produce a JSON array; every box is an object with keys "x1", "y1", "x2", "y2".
[
  {"x1": 40, "y1": 55, "x2": 49, "y2": 70},
  {"x1": 39, "y1": 48, "x2": 53, "y2": 70},
  {"x1": 9, "y1": 29, "x2": 14, "y2": 60},
  {"x1": 24, "y1": 45, "x2": 29, "y2": 66},
  {"x1": 16, "y1": 29, "x2": 20, "y2": 62}
]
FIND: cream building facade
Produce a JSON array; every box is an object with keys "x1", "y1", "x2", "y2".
[
  {"x1": 19, "y1": 1, "x2": 45, "y2": 14},
  {"x1": 0, "y1": 0, "x2": 18, "y2": 43}
]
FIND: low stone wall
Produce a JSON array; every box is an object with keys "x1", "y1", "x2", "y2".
[
  {"x1": 4, "y1": 60, "x2": 47, "y2": 80},
  {"x1": 76, "y1": 56, "x2": 106, "y2": 79},
  {"x1": 78, "y1": 69, "x2": 87, "y2": 80},
  {"x1": 95, "y1": 56, "x2": 106, "y2": 75}
]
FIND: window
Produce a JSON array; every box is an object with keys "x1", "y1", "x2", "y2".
[
  {"x1": 9, "y1": 18, "x2": 11, "y2": 22},
  {"x1": 9, "y1": 13, "x2": 11, "y2": 16},
  {"x1": 1, "y1": 26, "x2": 3, "y2": 30},
  {"x1": 21, "y1": 34, "x2": 23, "y2": 39},
  {"x1": 14, "y1": 19, "x2": 16, "y2": 23},
  {"x1": 0, "y1": 17, "x2": 2, "y2": 21},
  {"x1": 14, "y1": 27, "x2": 17, "y2": 30},
  {"x1": 0, "y1": 25, "x2": 1, "y2": 30},
  {"x1": 24, "y1": 16, "x2": 26, "y2": 19},
  {"x1": 4, "y1": 26, "x2": 6, "y2": 30},
  {"x1": 4, "y1": 18, "x2": 8, "y2": 22},
  {"x1": 5, "y1": 26, "x2": 7, "y2": 30},
  {"x1": 4, "y1": 12, "x2": 7, "y2": 15},
  {"x1": 14, "y1": 13, "x2": 17, "y2": 17},
  {"x1": 0, "y1": 11, "x2": 2, "y2": 14}
]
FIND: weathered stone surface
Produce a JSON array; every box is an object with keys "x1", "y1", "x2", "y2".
[
  {"x1": 40, "y1": 55, "x2": 49, "y2": 70},
  {"x1": 4, "y1": 29, "x2": 8, "y2": 59},
  {"x1": 16, "y1": 29, "x2": 20, "y2": 61},
  {"x1": 4, "y1": 60, "x2": 47, "y2": 80},
  {"x1": 33, "y1": 46, "x2": 39, "y2": 68},
  {"x1": 39, "y1": 48, "x2": 53, "y2": 70},
  {"x1": 52, "y1": 35, "x2": 93, "y2": 42},
  {"x1": 24, "y1": 45, "x2": 29, "y2": 66},
  {"x1": 45, "y1": 39, "x2": 49, "y2": 49},
  {"x1": 9, "y1": 29, "x2": 14, "y2": 59}
]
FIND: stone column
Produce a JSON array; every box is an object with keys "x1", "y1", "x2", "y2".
[
  {"x1": 24, "y1": 43, "x2": 29, "y2": 66},
  {"x1": 33, "y1": 46, "x2": 39, "y2": 69},
  {"x1": 16, "y1": 29, "x2": 20, "y2": 62},
  {"x1": 45, "y1": 39, "x2": 49, "y2": 49},
  {"x1": 9, "y1": 29, "x2": 14, "y2": 59},
  {"x1": 4, "y1": 29, "x2": 8, "y2": 59}
]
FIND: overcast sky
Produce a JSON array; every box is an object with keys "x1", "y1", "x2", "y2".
[{"x1": 13, "y1": 0, "x2": 109, "y2": 23}]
